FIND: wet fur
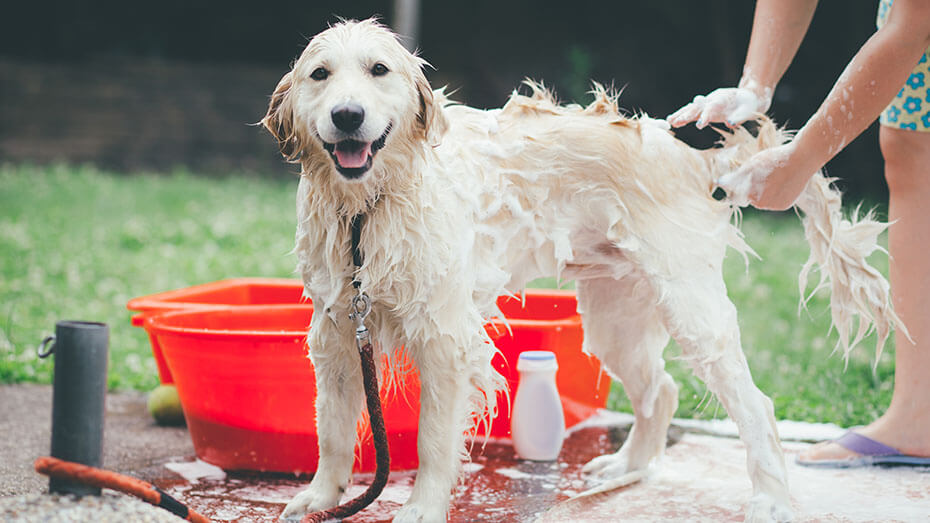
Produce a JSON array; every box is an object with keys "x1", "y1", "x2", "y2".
[{"x1": 263, "y1": 19, "x2": 903, "y2": 523}]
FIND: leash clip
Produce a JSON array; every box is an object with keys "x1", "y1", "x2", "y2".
[{"x1": 350, "y1": 292, "x2": 372, "y2": 350}]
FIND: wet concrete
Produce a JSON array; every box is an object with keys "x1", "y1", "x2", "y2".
[
  {"x1": 540, "y1": 433, "x2": 930, "y2": 522},
  {"x1": 145, "y1": 423, "x2": 657, "y2": 522},
  {"x1": 4, "y1": 384, "x2": 928, "y2": 521},
  {"x1": 142, "y1": 414, "x2": 930, "y2": 522}
]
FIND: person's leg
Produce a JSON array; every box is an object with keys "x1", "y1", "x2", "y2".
[{"x1": 800, "y1": 125, "x2": 930, "y2": 461}]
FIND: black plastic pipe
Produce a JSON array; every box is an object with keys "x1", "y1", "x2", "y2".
[{"x1": 38, "y1": 320, "x2": 109, "y2": 496}]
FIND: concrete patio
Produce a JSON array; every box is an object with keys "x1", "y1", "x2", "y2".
[{"x1": 2, "y1": 385, "x2": 928, "y2": 521}]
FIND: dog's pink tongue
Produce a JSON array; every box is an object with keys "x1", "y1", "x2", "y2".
[{"x1": 334, "y1": 141, "x2": 372, "y2": 168}]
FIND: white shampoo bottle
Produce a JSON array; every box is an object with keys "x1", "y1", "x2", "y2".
[{"x1": 511, "y1": 350, "x2": 565, "y2": 461}]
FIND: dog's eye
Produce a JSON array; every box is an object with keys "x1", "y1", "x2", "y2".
[
  {"x1": 371, "y1": 63, "x2": 389, "y2": 76},
  {"x1": 310, "y1": 67, "x2": 329, "y2": 81}
]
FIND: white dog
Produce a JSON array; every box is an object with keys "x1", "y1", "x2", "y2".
[{"x1": 263, "y1": 19, "x2": 903, "y2": 522}]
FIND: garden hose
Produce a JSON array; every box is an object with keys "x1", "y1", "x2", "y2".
[{"x1": 34, "y1": 456, "x2": 210, "y2": 523}]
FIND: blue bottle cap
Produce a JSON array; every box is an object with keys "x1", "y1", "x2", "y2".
[{"x1": 517, "y1": 350, "x2": 558, "y2": 371}]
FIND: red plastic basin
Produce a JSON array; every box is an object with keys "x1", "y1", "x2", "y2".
[
  {"x1": 142, "y1": 289, "x2": 608, "y2": 473},
  {"x1": 128, "y1": 278, "x2": 307, "y2": 383}
]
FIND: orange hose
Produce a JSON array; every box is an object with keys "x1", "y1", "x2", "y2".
[{"x1": 35, "y1": 456, "x2": 210, "y2": 523}]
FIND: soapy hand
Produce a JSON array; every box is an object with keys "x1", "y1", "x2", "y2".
[
  {"x1": 716, "y1": 142, "x2": 815, "y2": 211},
  {"x1": 668, "y1": 86, "x2": 771, "y2": 129}
]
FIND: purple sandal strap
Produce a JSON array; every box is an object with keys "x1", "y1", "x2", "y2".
[{"x1": 834, "y1": 431, "x2": 901, "y2": 457}]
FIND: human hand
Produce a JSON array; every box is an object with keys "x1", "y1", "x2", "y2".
[
  {"x1": 716, "y1": 142, "x2": 816, "y2": 211},
  {"x1": 668, "y1": 86, "x2": 772, "y2": 129}
]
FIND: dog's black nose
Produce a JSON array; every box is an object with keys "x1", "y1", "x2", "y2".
[{"x1": 331, "y1": 103, "x2": 365, "y2": 133}]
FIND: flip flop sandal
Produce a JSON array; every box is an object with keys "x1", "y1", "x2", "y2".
[{"x1": 797, "y1": 430, "x2": 930, "y2": 468}]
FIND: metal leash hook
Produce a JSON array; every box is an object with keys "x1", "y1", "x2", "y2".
[{"x1": 350, "y1": 292, "x2": 372, "y2": 351}]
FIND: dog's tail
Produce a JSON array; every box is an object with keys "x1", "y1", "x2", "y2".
[{"x1": 712, "y1": 117, "x2": 909, "y2": 364}]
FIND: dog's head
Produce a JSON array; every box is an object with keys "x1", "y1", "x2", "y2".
[{"x1": 262, "y1": 19, "x2": 447, "y2": 183}]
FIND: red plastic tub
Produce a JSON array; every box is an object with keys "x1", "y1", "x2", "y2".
[
  {"x1": 142, "y1": 289, "x2": 608, "y2": 473},
  {"x1": 128, "y1": 278, "x2": 306, "y2": 383}
]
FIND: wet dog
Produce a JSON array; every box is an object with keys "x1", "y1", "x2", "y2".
[{"x1": 263, "y1": 19, "x2": 902, "y2": 522}]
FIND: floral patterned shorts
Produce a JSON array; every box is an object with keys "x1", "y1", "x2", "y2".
[{"x1": 878, "y1": 0, "x2": 930, "y2": 131}]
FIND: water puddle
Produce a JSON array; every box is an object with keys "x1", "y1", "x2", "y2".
[
  {"x1": 146, "y1": 415, "x2": 929, "y2": 521},
  {"x1": 150, "y1": 421, "x2": 636, "y2": 522}
]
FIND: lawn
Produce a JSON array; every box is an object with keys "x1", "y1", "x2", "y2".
[{"x1": 0, "y1": 164, "x2": 895, "y2": 427}]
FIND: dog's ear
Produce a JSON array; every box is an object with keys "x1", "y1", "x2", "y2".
[
  {"x1": 262, "y1": 71, "x2": 300, "y2": 160},
  {"x1": 415, "y1": 68, "x2": 448, "y2": 146}
]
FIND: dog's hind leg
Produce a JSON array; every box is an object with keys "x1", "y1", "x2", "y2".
[
  {"x1": 654, "y1": 268, "x2": 792, "y2": 522},
  {"x1": 576, "y1": 276, "x2": 678, "y2": 482},
  {"x1": 282, "y1": 315, "x2": 365, "y2": 520}
]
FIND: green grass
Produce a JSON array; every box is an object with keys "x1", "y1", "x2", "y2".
[
  {"x1": 0, "y1": 164, "x2": 896, "y2": 427},
  {"x1": 0, "y1": 164, "x2": 298, "y2": 390}
]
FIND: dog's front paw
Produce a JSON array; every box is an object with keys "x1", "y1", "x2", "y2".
[
  {"x1": 582, "y1": 451, "x2": 633, "y2": 481},
  {"x1": 279, "y1": 483, "x2": 343, "y2": 521},
  {"x1": 744, "y1": 492, "x2": 793, "y2": 523},
  {"x1": 392, "y1": 502, "x2": 446, "y2": 523}
]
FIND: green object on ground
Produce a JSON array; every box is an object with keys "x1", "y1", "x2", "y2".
[{"x1": 147, "y1": 384, "x2": 185, "y2": 426}]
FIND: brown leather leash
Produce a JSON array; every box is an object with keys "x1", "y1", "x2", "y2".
[{"x1": 300, "y1": 211, "x2": 391, "y2": 522}]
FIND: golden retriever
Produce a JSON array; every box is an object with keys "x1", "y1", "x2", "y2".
[{"x1": 262, "y1": 19, "x2": 903, "y2": 522}]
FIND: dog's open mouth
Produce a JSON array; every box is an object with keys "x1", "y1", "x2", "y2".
[{"x1": 322, "y1": 125, "x2": 391, "y2": 179}]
